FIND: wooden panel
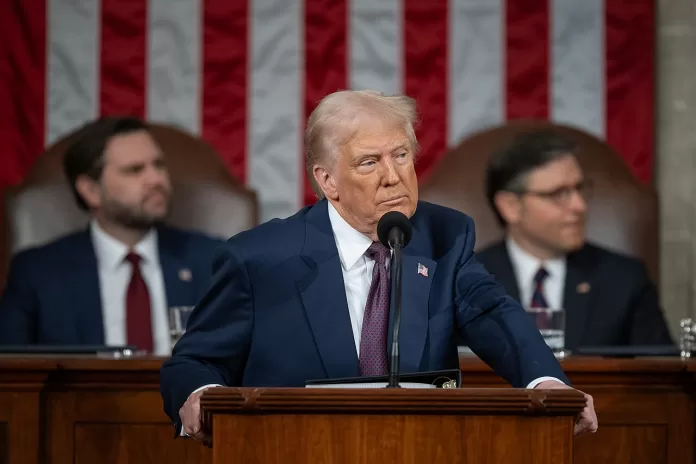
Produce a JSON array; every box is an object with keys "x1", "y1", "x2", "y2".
[
  {"x1": 575, "y1": 425, "x2": 667, "y2": 464},
  {"x1": 0, "y1": 422, "x2": 7, "y2": 464},
  {"x1": 73, "y1": 424, "x2": 210, "y2": 464},
  {"x1": 46, "y1": 391, "x2": 210, "y2": 464},
  {"x1": 214, "y1": 414, "x2": 572, "y2": 464},
  {"x1": 0, "y1": 392, "x2": 41, "y2": 464}
]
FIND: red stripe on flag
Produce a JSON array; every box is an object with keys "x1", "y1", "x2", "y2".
[
  {"x1": 404, "y1": 0, "x2": 448, "y2": 181},
  {"x1": 0, "y1": 0, "x2": 46, "y2": 186},
  {"x1": 202, "y1": 0, "x2": 248, "y2": 184},
  {"x1": 303, "y1": 0, "x2": 348, "y2": 206},
  {"x1": 506, "y1": 0, "x2": 550, "y2": 119},
  {"x1": 605, "y1": 0, "x2": 654, "y2": 183},
  {"x1": 100, "y1": 0, "x2": 147, "y2": 118}
]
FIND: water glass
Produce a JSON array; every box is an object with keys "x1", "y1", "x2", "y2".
[
  {"x1": 526, "y1": 307, "x2": 569, "y2": 358},
  {"x1": 169, "y1": 306, "x2": 195, "y2": 347},
  {"x1": 679, "y1": 318, "x2": 695, "y2": 360}
]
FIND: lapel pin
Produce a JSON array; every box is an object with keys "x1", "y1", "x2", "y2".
[
  {"x1": 417, "y1": 263, "x2": 428, "y2": 277},
  {"x1": 178, "y1": 268, "x2": 192, "y2": 282},
  {"x1": 576, "y1": 282, "x2": 591, "y2": 294}
]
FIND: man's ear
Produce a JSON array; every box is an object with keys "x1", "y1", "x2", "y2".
[
  {"x1": 313, "y1": 165, "x2": 338, "y2": 201},
  {"x1": 494, "y1": 191, "x2": 522, "y2": 225},
  {"x1": 75, "y1": 175, "x2": 102, "y2": 210}
]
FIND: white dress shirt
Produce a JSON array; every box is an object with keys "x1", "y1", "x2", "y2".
[
  {"x1": 327, "y1": 202, "x2": 388, "y2": 356},
  {"x1": 506, "y1": 237, "x2": 566, "y2": 309},
  {"x1": 90, "y1": 220, "x2": 171, "y2": 356}
]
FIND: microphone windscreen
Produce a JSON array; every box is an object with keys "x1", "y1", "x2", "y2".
[{"x1": 377, "y1": 211, "x2": 413, "y2": 248}]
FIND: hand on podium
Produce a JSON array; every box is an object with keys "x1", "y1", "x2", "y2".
[
  {"x1": 180, "y1": 385, "x2": 219, "y2": 440},
  {"x1": 536, "y1": 380, "x2": 598, "y2": 436}
]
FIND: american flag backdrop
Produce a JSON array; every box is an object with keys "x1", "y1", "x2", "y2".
[{"x1": 1, "y1": 0, "x2": 655, "y2": 222}]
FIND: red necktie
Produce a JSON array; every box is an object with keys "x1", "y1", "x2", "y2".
[{"x1": 125, "y1": 252, "x2": 153, "y2": 352}]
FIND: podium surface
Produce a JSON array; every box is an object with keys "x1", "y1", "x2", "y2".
[{"x1": 200, "y1": 386, "x2": 584, "y2": 464}]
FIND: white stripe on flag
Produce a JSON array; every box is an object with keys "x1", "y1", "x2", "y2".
[
  {"x1": 248, "y1": 0, "x2": 303, "y2": 221},
  {"x1": 147, "y1": 0, "x2": 202, "y2": 134},
  {"x1": 46, "y1": 0, "x2": 100, "y2": 144},
  {"x1": 448, "y1": 0, "x2": 504, "y2": 146},
  {"x1": 349, "y1": 0, "x2": 402, "y2": 95},
  {"x1": 551, "y1": 0, "x2": 605, "y2": 138}
]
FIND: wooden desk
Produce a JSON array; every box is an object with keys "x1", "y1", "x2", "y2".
[
  {"x1": 459, "y1": 355, "x2": 696, "y2": 464},
  {"x1": 0, "y1": 357, "x2": 209, "y2": 464},
  {"x1": 0, "y1": 356, "x2": 694, "y2": 464}
]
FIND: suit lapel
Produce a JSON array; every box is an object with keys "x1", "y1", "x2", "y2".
[
  {"x1": 563, "y1": 246, "x2": 596, "y2": 349},
  {"x1": 75, "y1": 230, "x2": 104, "y2": 344},
  {"x1": 157, "y1": 228, "x2": 197, "y2": 308},
  {"x1": 486, "y1": 244, "x2": 521, "y2": 302},
  {"x1": 297, "y1": 201, "x2": 360, "y2": 378},
  {"x1": 393, "y1": 227, "x2": 436, "y2": 374}
]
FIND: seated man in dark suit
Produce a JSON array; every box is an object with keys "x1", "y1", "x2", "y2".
[
  {"x1": 0, "y1": 117, "x2": 223, "y2": 355},
  {"x1": 160, "y1": 90, "x2": 597, "y2": 439},
  {"x1": 476, "y1": 130, "x2": 673, "y2": 350}
]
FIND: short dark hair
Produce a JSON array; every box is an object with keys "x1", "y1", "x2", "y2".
[
  {"x1": 63, "y1": 117, "x2": 150, "y2": 210},
  {"x1": 485, "y1": 130, "x2": 578, "y2": 226}
]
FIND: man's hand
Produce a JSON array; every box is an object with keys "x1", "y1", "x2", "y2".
[
  {"x1": 180, "y1": 386, "x2": 216, "y2": 440},
  {"x1": 535, "y1": 380, "x2": 598, "y2": 436}
]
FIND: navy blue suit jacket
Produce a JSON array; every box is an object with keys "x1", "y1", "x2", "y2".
[
  {"x1": 476, "y1": 241, "x2": 674, "y2": 350},
  {"x1": 0, "y1": 226, "x2": 223, "y2": 345},
  {"x1": 160, "y1": 200, "x2": 568, "y2": 425}
]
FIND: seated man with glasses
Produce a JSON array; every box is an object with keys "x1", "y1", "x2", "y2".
[{"x1": 475, "y1": 130, "x2": 673, "y2": 350}]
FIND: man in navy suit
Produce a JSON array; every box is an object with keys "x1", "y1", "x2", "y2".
[
  {"x1": 0, "y1": 117, "x2": 223, "y2": 355},
  {"x1": 475, "y1": 130, "x2": 672, "y2": 350},
  {"x1": 160, "y1": 90, "x2": 598, "y2": 438}
]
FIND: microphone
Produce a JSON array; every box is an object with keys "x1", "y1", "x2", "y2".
[{"x1": 377, "y1": 211, "x2": 413, "y2": 388}]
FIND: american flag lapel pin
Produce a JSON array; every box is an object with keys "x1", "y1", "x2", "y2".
[
  {"x1": 417, "y1": 263, "x2": 428, "y2": 277},
  {"x1": 576, "y1": 282, "x2": 591, "y2": 294},
  {"x1": 178, "y1": 268, "x2": 192, "y2": 282}
]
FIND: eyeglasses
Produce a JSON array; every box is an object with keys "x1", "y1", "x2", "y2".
[{"x1": 511, "y1": 180, "x2": 593, "y2": 205}]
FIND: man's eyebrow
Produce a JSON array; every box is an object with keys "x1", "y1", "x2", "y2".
[{"x1": 390, "y1": 143, "x2": 409, "y2": 152}]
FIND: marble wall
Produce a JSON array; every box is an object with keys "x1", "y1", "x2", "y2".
[{"x1": 657, "y1": 0, "x2": 696, "y2": 338}]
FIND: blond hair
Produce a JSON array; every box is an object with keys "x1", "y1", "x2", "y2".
[{"x1": 304, "y1": 90, "x2": 420, "y2": 199}]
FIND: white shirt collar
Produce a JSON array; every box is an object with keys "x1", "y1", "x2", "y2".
[
  {"x1": 90, "y1": 219, "x2": 159, "y2": 270},
  {"x1": 327, "y1": 202, "x2": 374, "y2": 271},
  {"x1": 506, "y1": 236, "x2": 565, "y2": 288}
]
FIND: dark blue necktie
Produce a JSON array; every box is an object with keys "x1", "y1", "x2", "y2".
[{"x1": 530, "y1": 267, "x2": 549, "y2": 308}]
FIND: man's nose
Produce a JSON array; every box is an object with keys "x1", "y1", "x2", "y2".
[
  {"x1": 381, "y1": 158, "x2": 400, "y2": 186},
  {"x1": 144, "y1": 165, "x2": 169, "y2": 187},
  {"x1": 569, "y1": 189, "x2": 587, "y2": 212}
]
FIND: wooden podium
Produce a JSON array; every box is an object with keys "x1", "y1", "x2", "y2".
[{"x1": 200, "y1": 387, "x2": 585, "y2": 464}]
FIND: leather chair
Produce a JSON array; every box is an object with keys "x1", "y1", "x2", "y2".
[
  {"x1": 419, "y1": 120, "x2": 659, "y2": 284},
  {"x1": 1, "y1": 123, "x2": 258, "y2": 282}
]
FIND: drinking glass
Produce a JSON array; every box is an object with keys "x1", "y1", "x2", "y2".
[
  {"x1": 169, "y1": 306, "x2": 195, "y2": 347},
  {"x1": 679, "y1": 318, "x2": 695, "y2": 360},
  {"x1": 525, "y1": 307, "x2": 570, "y2": 358}
]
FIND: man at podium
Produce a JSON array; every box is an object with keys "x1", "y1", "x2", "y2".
[{"x1": 160, "y1": 90, "x2": 598, "y2": 439}]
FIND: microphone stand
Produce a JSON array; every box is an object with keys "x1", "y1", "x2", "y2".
[{"x1": 386, "y1": 235, "x2": 404, "y2": 389}]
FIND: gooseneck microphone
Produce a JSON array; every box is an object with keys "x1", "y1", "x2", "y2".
[{"x1": 377, "y1": 211, "x2": 413, "y2": 388}]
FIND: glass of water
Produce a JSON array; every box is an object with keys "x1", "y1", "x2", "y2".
[
  {"x1": 526, "y1": 307, "x2": 570, "y2": 359},
  {"x1": 169, "y1": 306, "x2": 195, "y2": 348},
  {"x1": 679, "y1": 318, "x2": 695, "y2": 360}
]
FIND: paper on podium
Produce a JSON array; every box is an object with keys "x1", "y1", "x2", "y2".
[
  {"x1": 305, "y1": 369, "x2": 461, "y2": 389},
  {"x1": 306, "y1": 382, "x2": 436, "y2": 389}
]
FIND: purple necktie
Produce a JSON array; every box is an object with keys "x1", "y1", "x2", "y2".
[{"x1": 359, "y1": 242, "x2": 391, "y2": 376}]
